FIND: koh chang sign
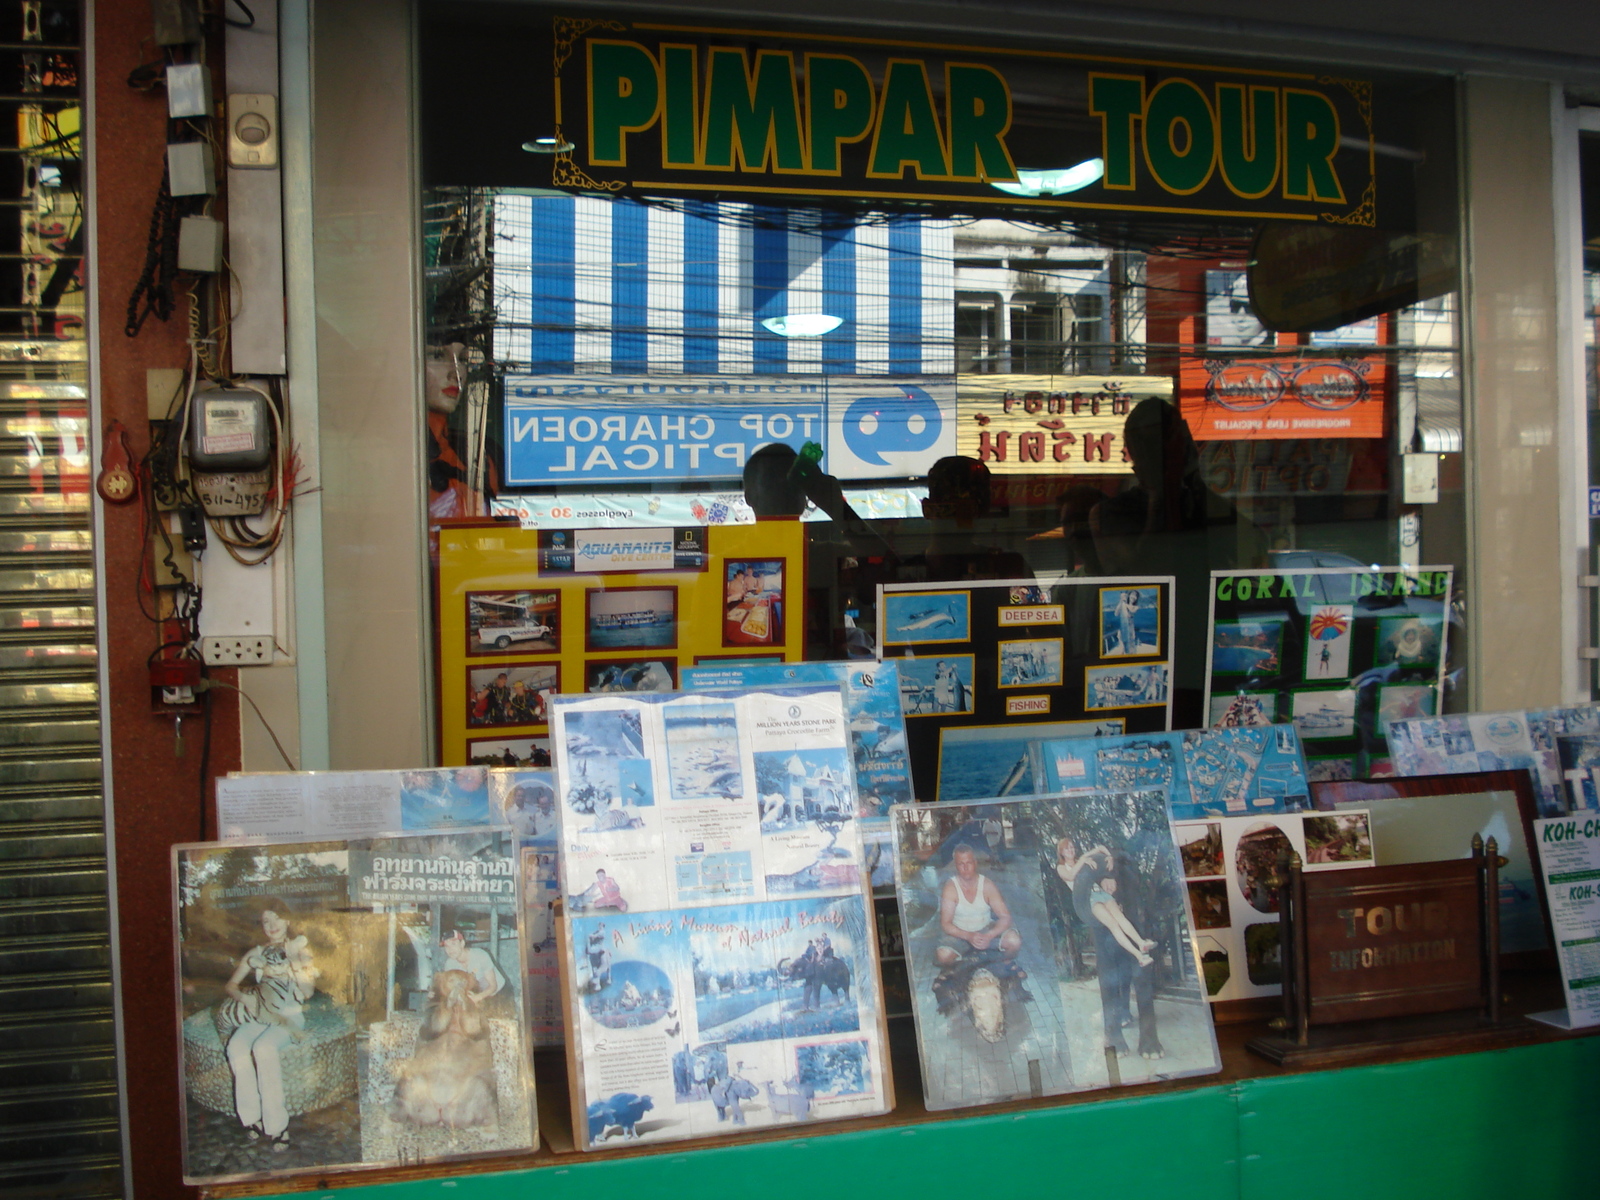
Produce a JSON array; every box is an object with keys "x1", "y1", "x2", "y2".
[
  {"x1": 502, "y1": 374, "x2": 955, "y2": 486},
  {"x1": 955, "y1": 374, "x2": 1173, "y2": 475},
  {"x1": 516, "y1": 14, "x2": 1377, "y2": 224}
]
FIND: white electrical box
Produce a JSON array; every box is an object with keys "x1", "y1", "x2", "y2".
[
  {"x1": 166, "y1": 63, "x2": 213, "y2": 119},
  {"x1": 227, "y1": 94, "x2": 278, "y2": 169},
  {"x1": 168, "y1": 141, "x2": 216, "y2": 196},
  {"x1": 177, "y1": 215, "x2": 223, "y2": 273},
  {"x1": 1402, "y1": 452, "x2": 1441, "y2": 504}
]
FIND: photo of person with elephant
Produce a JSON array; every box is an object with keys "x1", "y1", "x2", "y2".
[{"x1": 892, "y1": 792, "x2": 1221, "y2": 1110}]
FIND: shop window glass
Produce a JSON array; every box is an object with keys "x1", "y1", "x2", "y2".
[{"x1": 419, "y1": 7, "x2": 1466, "y2": 756}]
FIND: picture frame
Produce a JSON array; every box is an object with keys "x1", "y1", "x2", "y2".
[
  {"x1": 584, "y1": 585, "x2": 679, "y2": 652},
  {"x1": 465, "y1": 588, "x2": 560, "y2": 657},
  {"x1": 996, "y1": 637, "x2": 1064, "y2": 688},
  {"x1": 466, "y1": 735, "x2": 552, "y2": 768},
  {"x1": 722, "y1": 557, "x2": 786, "y2": 647},
  {"x1": 896, "y1": 654, "x2": 977, "y2": 717},
  {"x1": 466, "y1": 662, "x2": 560, "y2": 729},
  {"x1": 1084, "y1": 662, "x2": 1170, "y2": 710},
  {"x1": 880, "y1": 589, "x2": 972, "y2": 646},
  {"x1": 1097, "y1": 585, "x2": 1162, "y2": 658},
  {"x1": 583, "y1": 657, "x2": 680, "y2": 694}
]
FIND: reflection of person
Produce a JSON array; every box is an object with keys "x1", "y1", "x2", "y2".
[
  {"x1": 441, "y1": 928, "x2": 505, "y2": 1006},
  {"x1": 1093, "y1": 399, "x2": 1266, "y2": 727},
  {"x1": 935, "y1": 845, "x2": 1021, "y2": 964},
  {"x1": 222, "y1": 902, "x2": 319, "y2": 1151},
  {"x1": 742, "y1": 443, "x2": 891, "y2": 555},
  {"x1": 920, "y1": 456, "x2": 1032, "y2": 582}
]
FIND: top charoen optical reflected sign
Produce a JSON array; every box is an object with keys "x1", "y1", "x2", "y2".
[{"x1": 544, "y1": 15, "x2": 1377, "y2": 224}]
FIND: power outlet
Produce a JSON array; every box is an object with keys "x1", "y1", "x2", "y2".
[{"x1": 201, "y1": 636, "x2": 274, "y2": 666}]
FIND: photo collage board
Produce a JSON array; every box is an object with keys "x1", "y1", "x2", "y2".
[
  {"x1": 1174, "y1": 810, "x2": 1376, "y2": 1003},
  {"x1": 548, "y1": 686, "x2": 892, "y2": 1150},
  {"x1": 173, "y1": 830, "x2": 535, "y2": 1185},
  {"x1": 1387, "y1": 703, "x2": 1600, "y2": 817},
  {"x1": 434, "y1": 520, "x2": 806, "y2": 769},
  {"x1": 215, "y1": 766, "x2": 566, "y2": 1048},
  {"x1": 890, "y1": 791, "x2": 1222, "y2": 1111},
  {"x1": 876, "y1": 575, "x2": 1175, "y2": 799},
  {"x1": 1203, "y1": 566, "x2": 1454, "y2": 782}
]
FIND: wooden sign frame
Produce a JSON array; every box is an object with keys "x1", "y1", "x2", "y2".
[{"x1": 1249, "y1": 837, "x2": 1504, "y2": 1066}]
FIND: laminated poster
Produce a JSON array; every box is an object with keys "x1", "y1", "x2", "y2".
[
  {"x1": 549, "y1": 686, "x2": 891, "y2": 1149},
  {"x1": 876, "y1": 575, "x2": 1175, "y2": 798},
  {"x1": 214, "y1": 767, "x2": 567, "y2": 1049},
  {"x1": 1203, "y1": 566, "x2": 1453, "y2": 783},
  {"x1": 174, "y1": 830, "x2": 535, "y2": 1185},
  {"x1": 891, "y1": 791, "x2": 1221, "y2": 1110},
  {"x1": 680, "y1": 659, "x2": 912, "y2": 893},
  {"x1": 1389, "y1": 704, "x2": 1600, "y2": 818},
  {"x1": 1025, "y1": 726, "x2": 1313, "y2": 822},
  {"x1": 1173, "y1": 810, "x2": 1375, "y2": 1003}
]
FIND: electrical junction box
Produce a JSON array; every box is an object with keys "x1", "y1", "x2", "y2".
[
  {"x1": 168, "y1": 141, "x2": 215, "y2": 196},
  {"x1": 227, "y1": 94, "x2": 278, "y2": 168},
  {"x1": 177, "y1": 215, "x2": 223, "y2": 273},
  {"x1": 166, "y1": 63, "x2": 212, "y2": 119},
  {"x1": 188, "y1": 386, "x2": 272, "y2": 472}
]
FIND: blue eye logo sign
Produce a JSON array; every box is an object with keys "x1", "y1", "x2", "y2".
[{"x1": 841, "y1": 386, "x2": 943, "y2": 466}]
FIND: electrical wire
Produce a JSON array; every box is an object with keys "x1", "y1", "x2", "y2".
[
  {"x1": 201, "y1": 680, "x2": 298, "y2": 771},
  {"x1": 198, "y1": 686, "x2": 212, "y2": 840}
]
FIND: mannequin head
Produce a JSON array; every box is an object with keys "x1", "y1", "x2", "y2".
[{"x1": 425, "y1": 342, "x2": 468, "y2": 414}]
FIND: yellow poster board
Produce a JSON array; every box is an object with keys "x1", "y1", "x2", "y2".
[{"x1": 434, "y1": 521, "x2": 806, "y2": 765}]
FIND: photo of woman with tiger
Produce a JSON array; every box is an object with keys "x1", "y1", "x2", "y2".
[{"x1": 218, "y1": 899, "x2": 320, "y2": 1151}]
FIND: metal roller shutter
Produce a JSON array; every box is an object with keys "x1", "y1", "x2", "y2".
[{"x1": 0, "y1": 1, "x2": 123, "y2": 1194}]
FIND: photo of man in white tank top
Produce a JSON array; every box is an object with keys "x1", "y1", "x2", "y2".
[{"x1": 935, "y1": 844, "x2": 1022, "y2": 964}]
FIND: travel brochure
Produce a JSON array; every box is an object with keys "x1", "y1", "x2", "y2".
[
  {"x1": 680, "y1": 659, "x2": 912, "y2": 893},
  {"x1": 174, "y1": 831, "x2": 535, "y2": 1185},
  {"x1": 1025, "y1": 726, "x2": 1313, "y2": 822},
  {"x1": 1529, "y1": 813, "x2": 1600, "y2": 1030},
  {"x1": 548, "y1": 686, "x2": 891, "y2": 1149}
]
